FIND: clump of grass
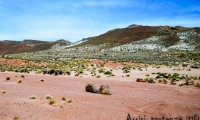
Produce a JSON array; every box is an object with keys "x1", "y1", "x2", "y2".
[
  {"x1": 122, "y1": 67, "x2": 130, "y2": 73},
  {"x1": 98, "y1": 68, "x2": 105, "y2": 73},
  {"x1": 66, "y1": 71, "x2": 71, "y2": 75},
  {"x1": 138, "y1": 67, "x2": 143, "y2": 71},
  {"x1": 1, "y1": 90, "x2": 6, "y2": 93},
  {"x1": 6, "y1": 77, "x2": 10, "y2": 80},
  {"x1": 145, "y1": 74, "x2": 150, "y2": 76},
  {"x1": 126, "y1": 74, "x2": 130, "y2": 77},
  {"x1": 104, "y1": 71, "x2": 114, "y2": 76},
  {"x1": 158, "y1": 79, "x2": 167, "y2": 84},
  {"x1": 62, "y1": 97, "x2": 72, "y2": 103},
  {"x1": 62, "y1": 97, "x2": 66, "y2": 101},
  {"x1": 60, "y1": 105, "x2": 63, "y2": 109},
  {"x1": 67, "y1": 98, "x2": 72, "y2": 103},
  {"x1": 45, "y1": 94, "x2": 53, "y2": 99},
  {"x1": 156, "y1": 66, "x2": 160, "y2": 69},
  {"x1": 13, "y1": 116, "x2": 19, "y2": 120},
  {"x1": 30, "y1": 95, "x2": 36, "y2": 99},
  {"x1": 75, "y1": 74, "x2": 79, "y2": 76},
  {"x1": 17, "y1": 79, "x2": 22, "y2": 83},
  {"x1": 146, "y1": 78, "x2": 155, "y2": 83},
  {"x1": 40, "y1": 79, "x2": 44, "y2": 82},
  {"x1": 194, "y1": 82, "x2": 199, "y2": 87},
  {"x1": 49, "y1": 99, "x2": 56, "y2": 105},
  {"x1": 96, "y1": 75, "x2": 101, "y2": 78}
]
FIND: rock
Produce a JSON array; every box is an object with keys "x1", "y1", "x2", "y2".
[
  {"x1": 85, "y1": 83, "x2": 98, "y2": 93},
  {"x1": 98, "y1": 85, "x2": 112, "y2": 95}
]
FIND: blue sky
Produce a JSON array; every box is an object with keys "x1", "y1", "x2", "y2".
[{"x1": 0, "y1": 0, "x2": 199, "y2": 42}]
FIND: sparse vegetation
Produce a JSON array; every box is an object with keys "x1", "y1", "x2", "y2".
[
  {"x1": 30, "y1": 95, "x2": 36, "y2": 99},
  {"x1": 45, "y1": 94, "x2": 53, "y2": 99},
  {"x1": 96, "y1": 75, "x2": 101, "y2": 78},
  {"x1": 126, "y1": 74, "x2": 130, "y2": 77},
  {"x1": 67, "y1": 98, "x2": 72, "y2": 103},
  {"x1": 146, "y1": 78, "x2": 155, "y2": 83},
  {"x1": 104, "y1": 71, "x2": 114, "y2": 76},
  {"x1": 145, "y1": 74, "x2": 150, "y2": 76},
  {"x1": 1, "y1": 90, "x2": 6, "y2": 93},
  {"x1": 17, "y1": 79, "x2": 22, "y2": 83},
  {"x1": 194, "y1": 82, "x2": 199, "y2": 87},
  {"x1": 49, "y1": 99, "x2": 56, "y2": 105},
  {"x1": 60, "y1": 105, "x2": 63, "y2": 109},
  {"x1": 6, "y1": 77, "x2": 10, "y2": 80},
  {"x1": 62, "y1": 97, "x2": 66, "y2": 101},
  {"x1": 13, "y1": 116, "x2": 19, "y2": 120}
]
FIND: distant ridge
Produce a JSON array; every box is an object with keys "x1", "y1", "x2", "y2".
[{"x1": 0, "y1": 39, "x2": 71, "y2": 54}]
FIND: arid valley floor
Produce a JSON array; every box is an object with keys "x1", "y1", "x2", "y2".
[{"x1": 0, "y1": 59, "x2": 199, "y2": 120}]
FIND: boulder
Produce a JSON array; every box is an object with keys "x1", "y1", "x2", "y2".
[
  {"x1": 85, "y1": 83, "x2": 98, "y2": 93},
  {"x1": 98, "y1": 85, "x2": 112, "y2": 95}
]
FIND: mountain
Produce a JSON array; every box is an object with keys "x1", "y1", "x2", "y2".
[
  {"x1": 68, "y1": 24, "x2": 200, "y2": 52},
  {"x1": 0, "y1": 39, "x2": 71, "y2": 54},
  {"x1": 1, "y1": 24, "x2": 200, "y2": 55}
]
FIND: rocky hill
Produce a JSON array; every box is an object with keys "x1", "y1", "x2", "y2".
[
  {"x1": 68, "y1": 24, "x2": 200, "y2": 52},
  {"x1": 0, "y1": 39, "x2": 71, "y2": 54}
]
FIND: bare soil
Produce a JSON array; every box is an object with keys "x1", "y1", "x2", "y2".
[{"x1": 0, "y1": 66, "x2": 200, "y2": 120}]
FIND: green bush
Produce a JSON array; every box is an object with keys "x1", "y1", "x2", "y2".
[
  {"x1": 98, "y1": 69, "x2": 105, "y2": 73},
  {"x1": 147, "y1": 78, "x2": 155, "y2": 83},
  {"x1": 191, "y1": 65, "x2": 199, "y2": 69},
  {"x1": 104, "y1": 71, "x2": 113, "y2": 75}
]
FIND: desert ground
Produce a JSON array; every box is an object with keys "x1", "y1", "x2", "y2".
[{"x1": 0, "y1": 60, "x2": 200, "y2": 120}]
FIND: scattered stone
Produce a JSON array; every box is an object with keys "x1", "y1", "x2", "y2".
[
  {"x1": 98, "y1": 85, "x2": 112, "y2": 95},
  {"x1": 85, "y1": 83, "x2": 98, "y2": 93}
]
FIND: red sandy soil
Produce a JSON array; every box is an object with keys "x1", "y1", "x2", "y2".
[{"x1": 0, "y1": 68, "x2": 200, "y2": 120}]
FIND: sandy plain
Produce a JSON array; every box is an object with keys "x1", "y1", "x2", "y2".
[{"x1": 0, "y1": 63, "x2": 200, "y2": 120}]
